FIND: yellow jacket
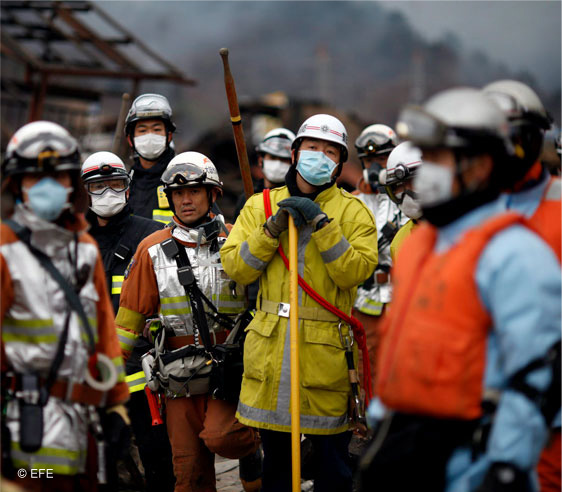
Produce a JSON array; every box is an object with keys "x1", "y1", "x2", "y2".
[
  {"x1": 221, "y1": 184, "x2": 377, "y2": 434},
  {"x1": 390, "y1": 219, "x2": 417, "y2": 262}
]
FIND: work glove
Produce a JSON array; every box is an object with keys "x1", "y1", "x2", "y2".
[
  {"x1": 475, "y1": 462, "x2": 531, "y2": 492},
  {"x1": 276, "y1": 197, "x2": 330, "y2": 230},
  {"x1": 102, "y1": 404, "x2": 132, "y2": 461},
  {"x1": 264, "y1": 208, "x2": 290, "y2": 238}
]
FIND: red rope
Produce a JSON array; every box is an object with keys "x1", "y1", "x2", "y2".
[{"x1": 263, "y1": 189, "x2": 373, "y2": 404}]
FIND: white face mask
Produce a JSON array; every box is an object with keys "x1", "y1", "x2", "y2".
[
  {"x1": 414, "y1": 162, "x2": 454, "y2": 207},
  {"x1": 90, "y1": 189, "x2": 127, "y2": 218},
  {"x1": 134, "y1": 133, "x2": 167, "y2": 161},
  {"x1": 262, "y1": 159, "x2": 291, "y2": 184},
  {"x1": 399, "y1": 193, "x2": 422, "y2": 219}
]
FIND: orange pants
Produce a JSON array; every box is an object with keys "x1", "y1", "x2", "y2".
[
  {"x1": 537, "y1": 430, "x2": 561, "y2": 492},
  {"x1": 166, "y1": 395, "x2": 259, "y2": 492},
  {"x1": 353, "y1": 308, "x2": 385, "y2": 397}
]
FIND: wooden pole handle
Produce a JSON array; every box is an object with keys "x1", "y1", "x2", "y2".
[{"x1": 219, "y1": 48, "x2": 254, "y2": 200}]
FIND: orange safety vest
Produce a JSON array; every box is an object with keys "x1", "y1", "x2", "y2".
[
  {"x1": 376, "y1": 212, "x2": 526, "y2": 420},
  {"x1": 530, "y1": 177, "x2": 561, "y2": 262}
]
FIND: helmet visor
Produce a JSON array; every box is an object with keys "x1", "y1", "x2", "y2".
[
  {"x1": 396, "y1": 106, "x2": 449, "y2": 148},
  {"x1": 258, "y1": 135, "x2": 293, "y2": 158},
  {"x1": 162, "y1": 163, "x2": 207, "y2": 187}
]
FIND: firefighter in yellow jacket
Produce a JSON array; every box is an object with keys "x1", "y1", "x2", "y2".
[{"x1": 221, "y1": 114, "x2": 378, "y2": 492}]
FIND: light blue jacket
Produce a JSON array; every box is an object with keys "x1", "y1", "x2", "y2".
[{"x1": 368, "y1": 196, "x2": 561, "y2": 492}]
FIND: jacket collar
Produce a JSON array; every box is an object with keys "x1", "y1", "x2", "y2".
[{"x1": 12, "y1": 204, "x2": 88, "y2": 255}]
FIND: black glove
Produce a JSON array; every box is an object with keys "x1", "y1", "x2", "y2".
[
  {"x1": 476, "y1": 462, "x2": 531, "y2": 492},
  {"x1": 264, "y1": 208, "x2": 290, "y2": 238},
  {"x1": 102, "y1": 410, "x2": 132, "y2": 461},
  {"x1": 276, "y1": 197, "x2": 329, "y2": 230}
]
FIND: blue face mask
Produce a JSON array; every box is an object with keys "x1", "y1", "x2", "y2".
[
  {"x1": 24, "y1": 177, "x2": 71, "y2": 222},
  {"x1": 296, "y1": 150, "x2": 338, "y2": 186}
]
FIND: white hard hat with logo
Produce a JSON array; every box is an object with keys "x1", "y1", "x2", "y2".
[{"x1": 292, "y1": 114, "x2": 348, "y2": 162}]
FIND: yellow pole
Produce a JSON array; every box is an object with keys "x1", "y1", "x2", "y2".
[{"x1": 288, "y1": 215, "x2": 301, "y2": 492}]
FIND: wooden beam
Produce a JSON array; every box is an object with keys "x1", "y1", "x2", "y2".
[{"x1": 55, "y1": 3, "x2": 140, "y2": 71}]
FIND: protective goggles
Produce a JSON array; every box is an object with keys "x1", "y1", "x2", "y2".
[
  {"x1": 161, "y1": 163, "x2": 207, "y2": 187},
  {"x1": 133, "y1": 94, "x2": 172, "y2": 119},
  {"x1": 258, "y1": 135, "x2": 292, "y2": 157},
  {"x1": 86, "y1": 177, "x2": 129, "y2": 195},
  {"x1": 355, "y1": 132, "x2": 394, "y2": 156},
  {"x1": 395, "y1": 106, "x2": 455, "y2": 148},
  {"x1": 384, "y1": 161, "x2": 422, "y2": 186}
]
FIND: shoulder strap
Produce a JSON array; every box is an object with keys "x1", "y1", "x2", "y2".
[
  {"x1": 160, "y1": 236, "x2": 233, "y2": 352},
  {"x1": 262, "y1": 190, "x2": 373, "y2": 402},
  {"x1": 4, "y1": 219, "x2": 95, "y2": 354}
]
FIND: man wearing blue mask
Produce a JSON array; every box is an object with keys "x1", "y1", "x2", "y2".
[
  {"x1": 1, "y1": 121, "x2": 130, "y2": 490},
  {"x1": 221, "y1": 114, "x2": 378, "y2": 492}
]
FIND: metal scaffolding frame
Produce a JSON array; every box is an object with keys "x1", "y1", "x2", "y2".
[{"x1": 1, "y1": 0, "x2": 196, "y2": 122}]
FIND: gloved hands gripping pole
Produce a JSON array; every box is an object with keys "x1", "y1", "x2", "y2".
[{"x1": 264, "y1": 197, "x2": 330, "y2": 238}]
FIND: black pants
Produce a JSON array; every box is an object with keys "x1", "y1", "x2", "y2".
[
  {"x1": 357, "y1": 413, "x2": 478, "y2": 492},
  {"x1": 260, "y1": 429, "x2": 353, "y2": 492},
  {"x1": 128, "y1": 391, "x2": 175, "y2": 492}
]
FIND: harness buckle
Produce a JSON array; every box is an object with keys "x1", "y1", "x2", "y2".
[{"x1": 277, "y1": 302, "x2": 291, "y2": 318}]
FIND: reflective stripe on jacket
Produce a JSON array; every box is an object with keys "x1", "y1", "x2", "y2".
[
  {"x1": 116, "y1": 219, "x2": 245, "y2": 355},
  {"x1": 354, "y1": 186, "x2": 406, "y2": 315},
  {"x1": 376, "y1": 213, "x2": 524, "y2": 419},
  {"x1": 220, "y1": 183, "x2": 378, "y2": 434},
  {"x1": 1, "y1": 206, "x2": 128, "y2": 474}
]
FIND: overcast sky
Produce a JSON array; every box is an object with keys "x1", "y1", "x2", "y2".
[{"x1": 383, "y1": 0, "x2": 561, "y2": 91}]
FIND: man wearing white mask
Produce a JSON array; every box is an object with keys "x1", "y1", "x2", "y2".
[
  {"x1": 125, "y1": 93, "x2": 176, "y2": 224},
  {"x1": 377, "y1": 141, "x2": 424, "y2": 260},
  {"x1": 361, "y1": 88, "x2": 561, "y2": 492},
  {"x1": 234, "y1": 127, "x2": 295, "y2": 220},
  {"x1": 81, "y1": 151, "x2": 174, "y2": 492}
]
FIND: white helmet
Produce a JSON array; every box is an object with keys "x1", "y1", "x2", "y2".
[
  {"x1": 482, "y1": 80, "x2": 551, "y2": 129},
  {"x1": 396, "y1": 87, "x2": 512, "y2": 154},
  {"x1": 162, "y1": 152, "x2": 223, "y2": 192},
  {"x1": 81, "y1": 151, "x2": 130, "y2": 196},
  {"x1": 3, "y1": 121, "x2": 80, "y2": 178},
  {"x1": 380, "y1": 142, "x2": 423, "y2": 220},
  {"x1": 293, "y1": 114, "x2": 348, "y2": 162},
  {"x1": 256, "y1": 128, "x2": 295, "y2": 159},
  {"x1": 81, "y1": 152, "x2": 129, "y2": 182},
  {"x1": 383, "y1": 142, "x2": 423, "y2": 185},
  {"x1": 355, "y1": 124, "x2": 398, "y2": 158},
  {"x1": 125, "y1": 93, "x2": 176, "y2": 135}
]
